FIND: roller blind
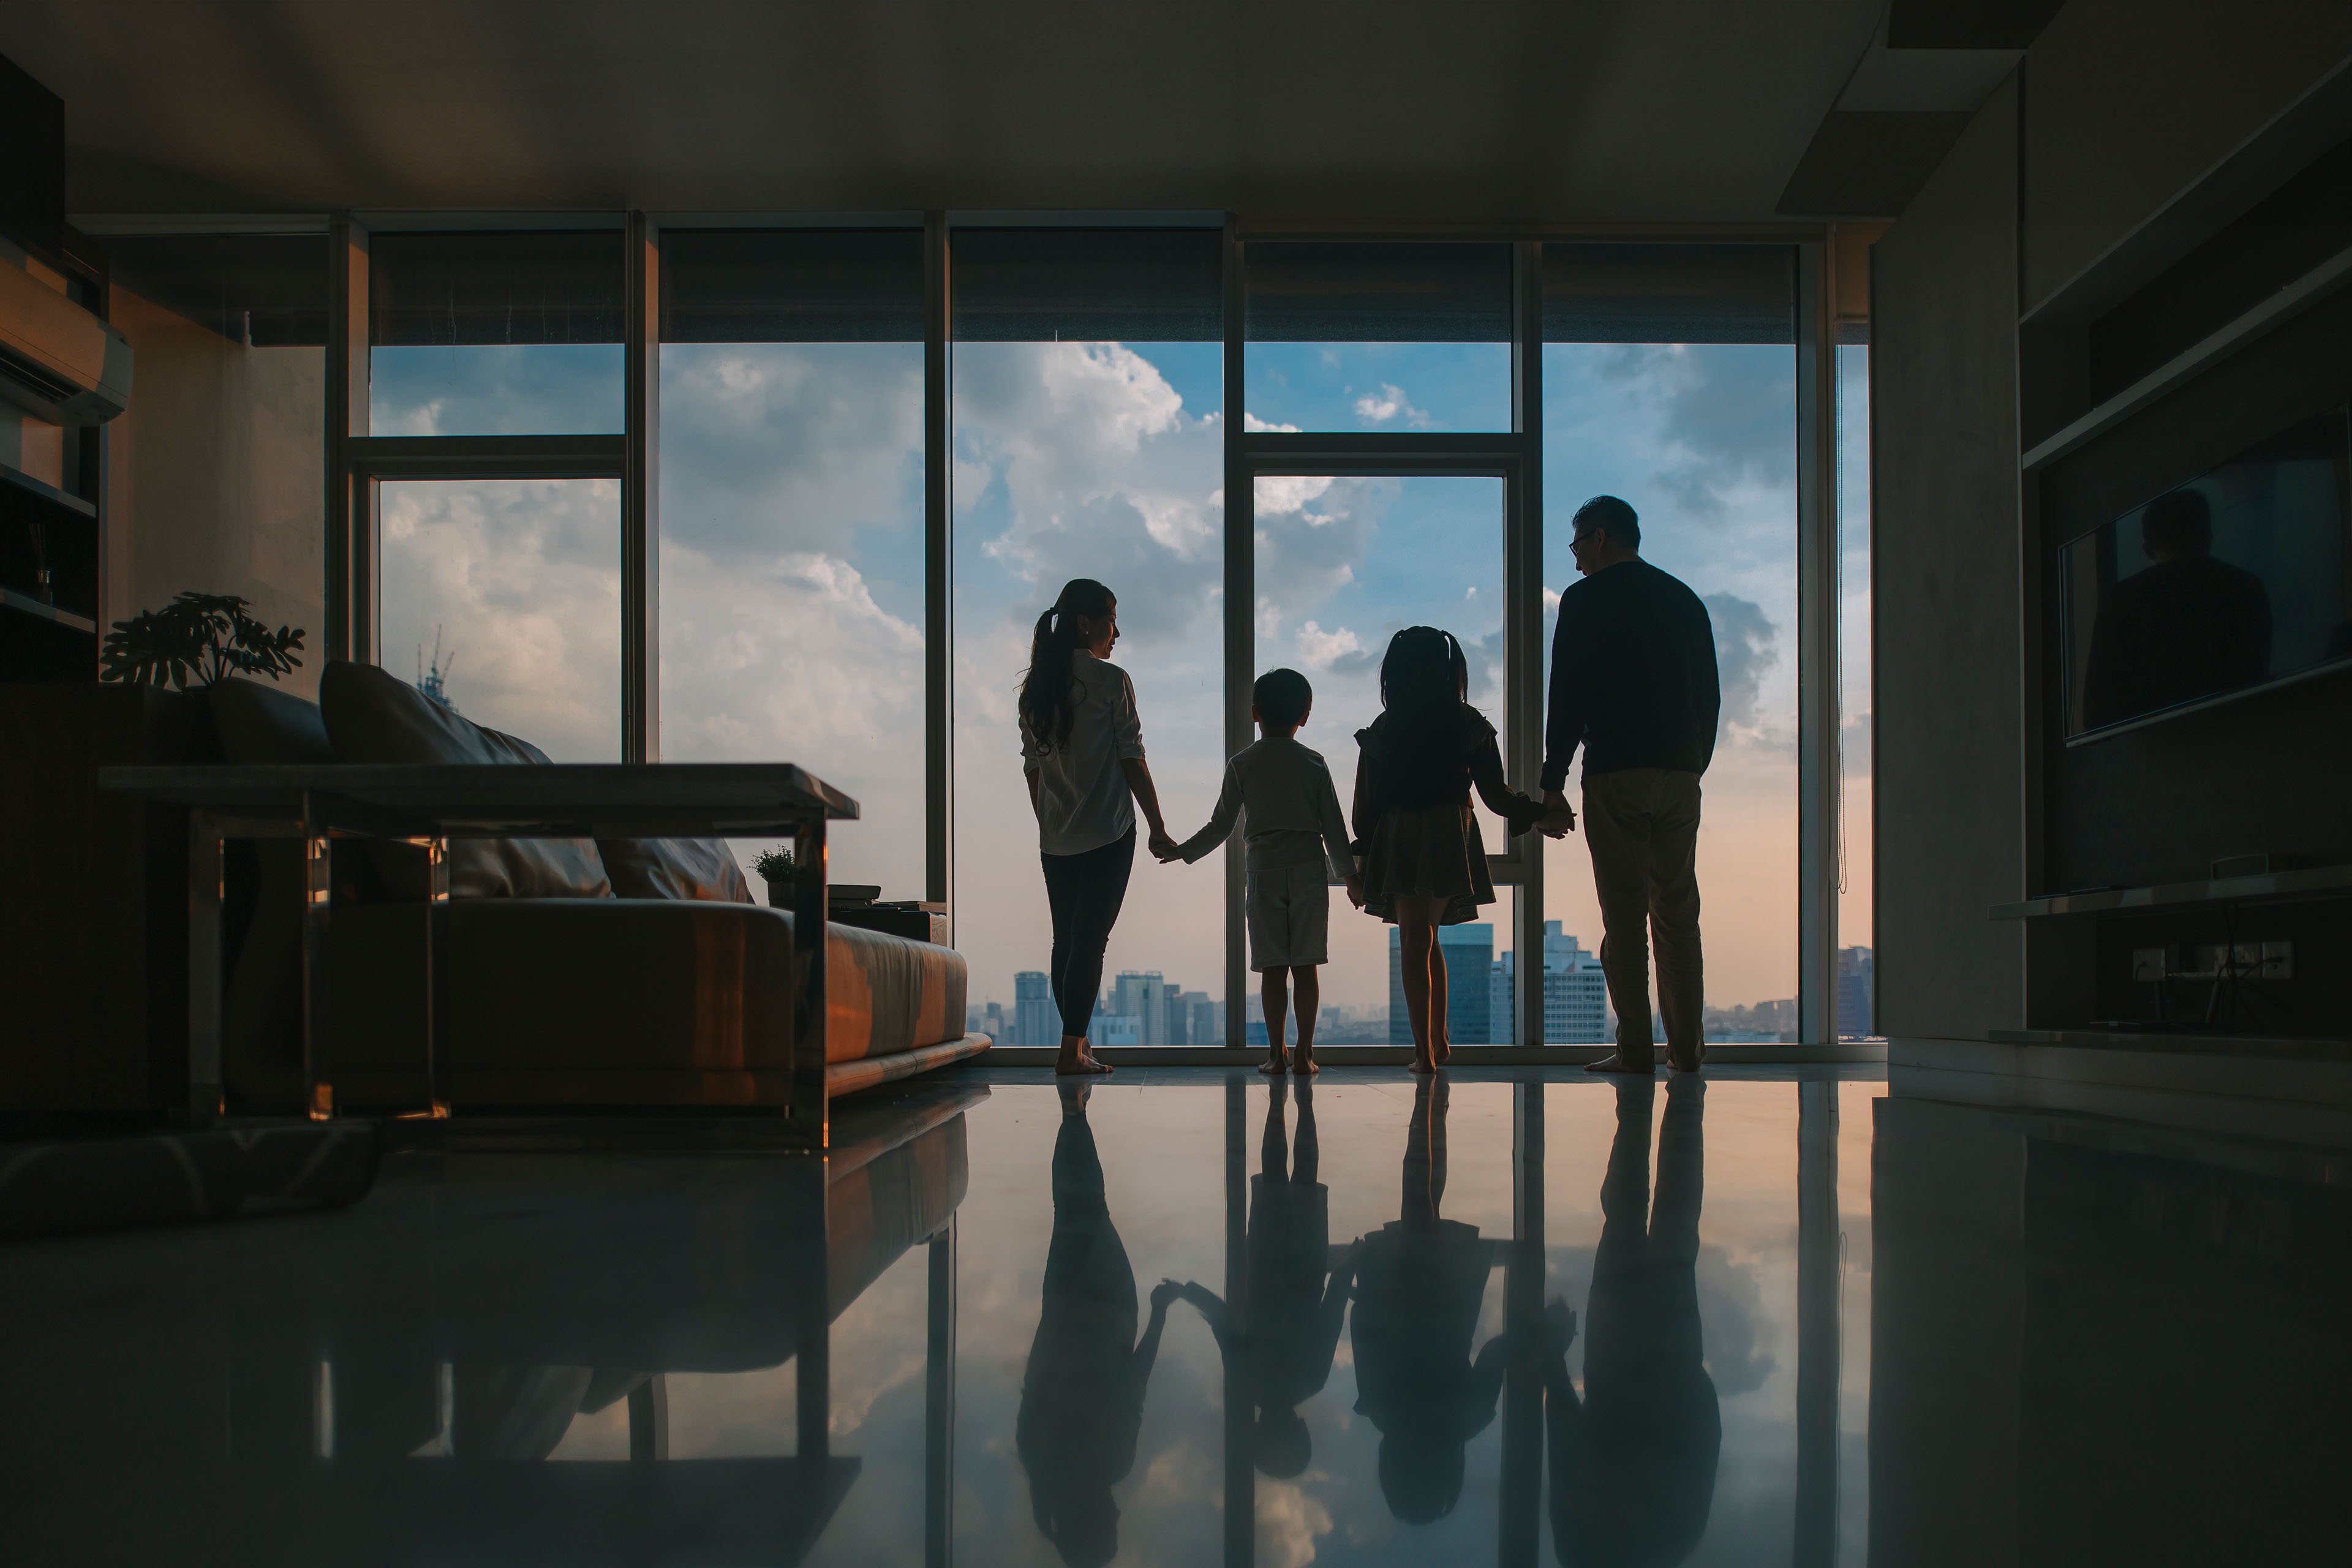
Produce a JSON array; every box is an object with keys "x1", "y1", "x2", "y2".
[
  {"x1": 106, "y1": 233, "x2": 328, "y2": 347},
  {"x1": 662, "y1": 228, "x2": 924, "y2": 342},
  {"x1": 370, "y1": 230, "x2": 624, "y2": 346},
  {"x1": 1244, "y1": 242, "x2": 1513, "y2": 342},
  {"x1": 1542, "y1": 244, "x2": 1795, "y2": 344},
  {"x1": 951, "y1": 228, "x2": 1222, "y2": 342}
]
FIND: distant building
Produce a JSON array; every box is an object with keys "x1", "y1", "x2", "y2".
[
  {"x1": 1481, "y1": 923, "x2": 1609, "y2": 1044},
  {"x1": 1013, "y1": 971, "x2": 1057, "y2": 1046},
  {"x1": 1389, "y1": 924, "x2": 1494, "y2": 1044},
  {"x1": 1837, "y1": 946, "x2": 1874, "y2": 1039},
  {"x1": 1112, "y1": 971, "x2": 1170, "y2": 1045},
  {"x1": 1088, "y1": 1008, "x2": 1141, "y2": 1049}
]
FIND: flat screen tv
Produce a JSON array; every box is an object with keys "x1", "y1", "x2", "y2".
[{"x1": 2060, "y1": 404, "x2": 2352, "y2": 740}]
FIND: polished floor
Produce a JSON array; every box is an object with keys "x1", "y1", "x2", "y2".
[{"x1": 4, "y1": 1065, "x2": 2345, "y2": 1566}]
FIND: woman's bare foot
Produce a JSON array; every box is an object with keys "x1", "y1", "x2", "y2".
[
  {"x1": 1057, "y1": 1036, "x2": 1114, "y2": 1076},
  {"x1": 1258, "y1": 1052, "x2": 1289, "y2": 1075},
  {"x1": 1293, "y1": 1053, "x2": 1320, "y2": 1076},
  {"x1": 1409, "y1": 1054, "x2": 1438, "y2": 1074}
]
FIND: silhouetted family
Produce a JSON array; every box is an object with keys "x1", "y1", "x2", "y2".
[
  {"x1": 1016, "y1": 1075, "x2": 1722, "y2": 1563},
  {"x1": 1020, "y1": 492, "x2": 1722, "y2": 1076}
]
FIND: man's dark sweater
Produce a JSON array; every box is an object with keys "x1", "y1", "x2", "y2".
[{"x1": 1542, "y1": 558, "x2": 1721, "y2": 791}]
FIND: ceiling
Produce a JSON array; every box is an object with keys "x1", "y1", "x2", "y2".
[{"x1": 0, "y1": 0, "x2": 1909, "y2": 225}]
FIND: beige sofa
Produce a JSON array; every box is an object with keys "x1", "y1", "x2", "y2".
[{"x1": 209, "y1": 662, "x2": 985, "y2": 1113}]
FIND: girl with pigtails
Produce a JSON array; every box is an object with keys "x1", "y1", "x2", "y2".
[
  {"x1": 1351, "y1": 625, "x2": 1559, "y2": 1074},
  {"x1": 1019, "y1": 578, "x2": 1180, "y2": 1077}
]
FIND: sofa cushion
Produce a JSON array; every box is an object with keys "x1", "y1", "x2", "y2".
[
  {"x1": 318, "y1": 661, "x2": 610, "y2": 900},
  {"x1": 209, "y1": 676, "x2": 336, "y2": 764},
  {"x1": 597, "y1": 836, "x2": 756, "y2": 903}
]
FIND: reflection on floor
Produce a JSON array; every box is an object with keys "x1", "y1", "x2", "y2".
[{"x1": 2, "y1": 1065, "x2": 2344, "y2": 1565}]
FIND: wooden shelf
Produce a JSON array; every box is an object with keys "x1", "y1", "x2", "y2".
[
  {"x1": 1992, "y1": 862, "x2": 2352, "y2": 921},
  {"x1": 0, "y1": 587, "x2": 96, "y2": 634},
  {"x1": 0, "y1": 461, "x2": 97, "y2": 519}
]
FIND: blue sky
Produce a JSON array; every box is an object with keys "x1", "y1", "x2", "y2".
[{"x1": 366, "y1": 320, "x2": 1871, "y2": 1022}]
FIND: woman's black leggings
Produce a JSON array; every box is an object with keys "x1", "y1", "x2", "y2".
[{"x1": 1041, "y1": 828, "x2": 1136, "y2": 1039}]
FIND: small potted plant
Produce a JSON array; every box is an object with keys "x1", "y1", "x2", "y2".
[
  {"x1": 100, "y1": 592, "x2": 305, "y2": 691},
  {"x1": 750, "y1": 846, "x2": 796, "y2": 909}
]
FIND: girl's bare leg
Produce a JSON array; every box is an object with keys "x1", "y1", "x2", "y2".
[
  {"x1": 1396, "y1": 897, "x2": 1444, "y2": 1072},
  {"x1": 1260, "y1": 968, "x2": 1291, "y2": 1074},
  {"x1": 1429, "y1": 930, "x2": 1452, "y2": 1065},
  {"x1": 1291, "y1": 967, "x2": 1321, "y2": 1074}
]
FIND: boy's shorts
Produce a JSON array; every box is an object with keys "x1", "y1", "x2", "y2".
[{"x1": 1246, "y1": 861, "x2": 1330, "y2": 971}]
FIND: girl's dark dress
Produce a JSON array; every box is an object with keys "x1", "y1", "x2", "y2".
[{"x1": 1351, "y1": 704, "x2": 1547, "y2": 924}]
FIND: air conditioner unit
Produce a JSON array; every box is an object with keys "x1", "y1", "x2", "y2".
[{"x1": 0, "y1": 259, "x2": 132, "y2": 424}]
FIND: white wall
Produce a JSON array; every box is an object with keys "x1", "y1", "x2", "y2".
[{"x1": 1871, "y1": 74, "x2": 2028, "y2": 1043}]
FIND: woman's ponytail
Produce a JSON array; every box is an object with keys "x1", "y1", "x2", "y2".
[{"x1": 1019, "y1": 578, "x2": 1115, "y2": 752}]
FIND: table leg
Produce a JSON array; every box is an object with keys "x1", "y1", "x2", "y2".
[
  {"x1": 301, "y1": 832, "x2": 333, "y2": 1120},
  {"x1": 424, "y1": 835, "x2": 450, "y2": 1117},
  {"x1": 790, "y1": 814, "x2": 829, "y2": 1152},
  {"x1": 186, "y1": 813, "x2": 224, "y2": 1124}
]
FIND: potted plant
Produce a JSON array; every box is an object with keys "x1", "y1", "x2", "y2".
[
  {"x1": 100, "y1": 592, "x2": 305, "y2": 691},
  {"x1": 750, "y1": 846, "x2": 796, "y2": 909}
]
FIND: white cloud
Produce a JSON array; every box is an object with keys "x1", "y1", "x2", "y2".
[
  {"x1": 1295, "y1": 620, "x2": 1361, "y2": 669},
  {"x1": 1243, "y1": 412, "x2": 1300, "y2": 433},
  {"x1": 1255, "y1": 473, "x2": 1335, "y2": 516},
  {"x1": 1351, "y1": 382, "x2": 1427, "y2": 427},
  {"x1": 1256, "y1": 1479, "x2": 1336, "y2": 1568}
]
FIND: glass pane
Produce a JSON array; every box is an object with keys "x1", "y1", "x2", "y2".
[
  {"x1": 369, "y1": 230, "x2": 624, "y2": 434},
  {"x1": 1541, "y1": 342, "x2": 1798, "y2": 1044},
  {"x1": 656, "y1": 229, "x2": 927, "y2": 899},
  {"x1": 379, "y1": 478, "x2": 621, "y2": 760},
  {"x1": 1245, "y1": 242, "x2": 1512, "y2": 431},
  {"x1": 1254, "y1": 473, "x2": 1518, "y2": 1043},
  {"x1": 951, "y1": 246, "x2": 1224, "y2": 1042},
  {"x1": 1838, "y1": 344, "x2": 1877, "y2": 1038}
]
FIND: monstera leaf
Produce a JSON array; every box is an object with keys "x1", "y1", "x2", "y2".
[{"x1": 99, "y1": 592, "x2": 305, "y2": 690}]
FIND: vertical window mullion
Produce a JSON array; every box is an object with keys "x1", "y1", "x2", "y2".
[
  {"x1": 1221, "y1": 216, "x2": 1250, "y2": 1046},
  {"x1": 926, "y1": 213, "x2": 954, "y2": 917}
]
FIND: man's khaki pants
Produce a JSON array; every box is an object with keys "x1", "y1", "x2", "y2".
[{"x1": 1581, "y1": 767, "x2": 1705, "y2": 1070}]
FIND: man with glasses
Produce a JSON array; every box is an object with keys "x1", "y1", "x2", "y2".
[{"x1": 1541, "y1": 496, "x2": 1720, "y2": 1075}]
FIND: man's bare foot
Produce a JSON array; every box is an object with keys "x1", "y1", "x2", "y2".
[
  {"x1": 1294, "y1": 1055, "x2": 1320, "y2": 1076},
  {"x1": 1583, "y1": 1055, "x2": 1653, "y2": 1074},
  {"x1": 1258, "y1": 1053, "x2": 1289, "y2": 1075}
]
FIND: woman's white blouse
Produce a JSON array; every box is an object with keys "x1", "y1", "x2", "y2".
[{"x1": 1020, "y1": 652, "x2": 1146, "y2": 856}]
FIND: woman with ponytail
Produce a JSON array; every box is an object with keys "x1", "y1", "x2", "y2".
[
  {"x1": 1352, "y1": 626, "x2": 1559, "y2": 1073},
  {"x1": 1020, "y1": 578, "x2": 1180, "y2": 1076}
]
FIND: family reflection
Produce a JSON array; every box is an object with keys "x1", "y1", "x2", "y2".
[
  {"x1": 1545, "y1": 1076, "x2": 1722, "y2": 1566},
  {"x1": 1018, "y1": 1076, "x2": 1724, "y2": 1563},
  {"x1": 1174, "y1": 1079, "x2": 1354, "y2": 1481},
  {"x1": 1017, "y1": 1080, "x2": 1177, "y2": 1568}
]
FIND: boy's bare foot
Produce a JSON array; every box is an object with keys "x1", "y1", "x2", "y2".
[
  {"x1": 1258, "y1": 1052, "x2": 1289, "y2": 1075},
  {"x1": 1294, "y1": 1055, "x2": 1319, "y2": 1076}
]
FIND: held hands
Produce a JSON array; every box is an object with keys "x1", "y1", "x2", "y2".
[
  {"x1": 1344, "y1": 873, "x2": 1366, "y2": 910},
  {"x1": 1539, "y1": 788, "x2": 1577, "y2": 839},
  {"x1": 1148, "y1": 828, "x2": 1183, "y2": 863}
]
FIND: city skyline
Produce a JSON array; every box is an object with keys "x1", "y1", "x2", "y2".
[{"x1": 970, "y1": 932, "x2": 1878, "y2": 1045}]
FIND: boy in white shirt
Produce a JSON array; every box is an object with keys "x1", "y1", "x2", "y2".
[{"x1": 1161, "y1": 669, "x2": 1362, "y2": 1074}]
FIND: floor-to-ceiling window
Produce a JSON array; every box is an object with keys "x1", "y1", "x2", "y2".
[
  {"x1": 1243, "y1": 243, "x2": 1524, "y2": 1043},
  {"x1": 949, "y1": 229, "x2": 1227, "y2": 1044},
  {"x1": 1540, "y1": 245, "x2": 1801, "y2": 1043},
  {"x1": 655, "y1": 227, "x2": 927, "y2": 895},
  {"x1": 371, "y1": 229, "x2": 627, "y2": 759},
  {"x1": 337, "y1": 219, "x2": 1865, "y2": 1045}
]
